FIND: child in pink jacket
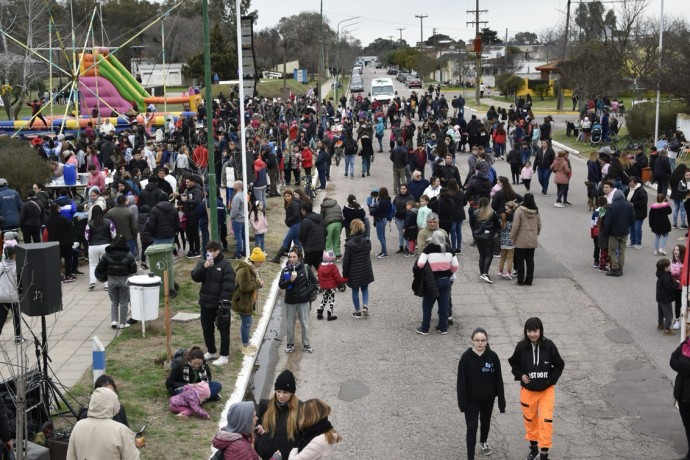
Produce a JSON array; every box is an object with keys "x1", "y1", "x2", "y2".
[{"x1": 169, "y1": 381, "x2": 211, "y2": 418}]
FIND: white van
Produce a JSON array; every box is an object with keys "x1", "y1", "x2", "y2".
[
  {"x1": 352, "y1": 65, "x2": 362, "y2": 75},
  {"x1": 369, "y1": 77, "x2": 396, "y2": 104}
]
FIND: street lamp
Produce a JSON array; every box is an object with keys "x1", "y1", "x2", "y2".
[{"x1": 334, "y1": 16, "x2": 360, "y2": 103}]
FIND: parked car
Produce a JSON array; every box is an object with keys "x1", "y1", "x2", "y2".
[
  {"x1": 396, "y1": 72, "x2": 408, "y2": 82},
  {"x1": 375, "y1": 62, "x2": 383, "y2": 69},
  {"x1": 407, "y1": 78, "x2": 422, "y2": 88},
  {"x1": 387, "y1": 68, "x2": 398, "y2": 75},
  {"x1": 350, "y1": 81, "x2": 365, "y2": 92}
]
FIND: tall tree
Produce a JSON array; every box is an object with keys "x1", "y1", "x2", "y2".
[
  {"x1": 479, "y1": 28, "x2": 502, "y2": 46},
  {"x1": 512, "y1": 32, "x2": 538, "y2": 45}
]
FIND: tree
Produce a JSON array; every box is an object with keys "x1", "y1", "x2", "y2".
[
  {"x1": 558, "y1": 41, "x2": 625, "y2": 101},
  {"x1": 362, "y1": 38, "x2": 397, "y2": 55},
  {"x1": 512, "y1": 32, "x2": 538, "y2": 45},
  {"x1": 533, "y1": 84, "x2": 550, "y2": 101},
  {"x1": 574, "y1": 0, "x2": 616, "y2": 41},
  {"x1": 183, "y1": 22, "x2": 237, "y2": 80},
  {"x1": 495, "y1": 73, "x2": 523, "y2": 99},
  {"x1": 479, "y1": 28, "x2": 502, "y2": 46},
  {"x1": 424, "y1": 34, "x2": 454, "y2": 47}
]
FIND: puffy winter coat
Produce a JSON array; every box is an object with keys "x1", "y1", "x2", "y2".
[
  {"x1": 284, "y1": 199, "x2": 302, "y2": 227},
  {"x1": 148, "y1": 200, "x2": 180, "y2": 239},
  {"x1": 212, "y1": 430, "x2": 260, "y2": 460},
  {"x1": 317, "y1": 263, "x2": 347, "y2": 289},
  {"x1": 279, "y1": 261, "x2": 317, "y2": 304},
  {"x1": 0, "y1": 186, "x2": 23, "y2": 229},
  {"x1": 342, "y1": 234, "x2": 374, "y2": 289},
  {"x1": 299, "y1": 212, "x2": 325, "y2": 253},
  {"x1": 232, "y1": 260, "x2": 260, "y2": 315},
  {"x1": 95, "y1": 243, "x2": 137, "y2": 280},
  {"x1": 550, "y1": 156, "x2": 571, "y2": 184},
  {"x1": 671, "y1": 342, "x2": 690, "y2": 403},
  {"x1": 190, "y1": 254, "x2": 235, "y2": 308},
  {"x1": 138, "y1": 182, "x2": 168, "y2": 211},
  {"x1": 648, "y1": 202, "x2": 672, "y2": 235},
  {"x1": 320, "y1": 198, "x2": 343, "y2": 226}
]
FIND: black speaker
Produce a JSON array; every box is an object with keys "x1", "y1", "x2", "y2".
[
  {"x1": 16, "y1": 243, "x2": 62, "y2": 317},
  {"x1": 0, "y1": 370, "x2": 46, "y2": 439}
]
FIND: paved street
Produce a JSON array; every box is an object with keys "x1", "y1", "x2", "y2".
[{"x1": 263, "y1": 66, "x2": 688, "y2": 459}]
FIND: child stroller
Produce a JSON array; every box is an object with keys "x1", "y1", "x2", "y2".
[{"x1": 590, "y1": 123, "x2": 602, "y2": 145}]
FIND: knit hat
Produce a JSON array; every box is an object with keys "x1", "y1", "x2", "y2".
[
  {"x1": 274, "y1": 369, "x2": 296, "y2": 393},
  {"x1": 196, "y1": 381, "x2": 211, "y2": 401},
  {"x1": 249, "y1": 247, "x2": 266, "y2": 262},
  {"x1": 322, "y1": 250, "x2": 335, "y2": 263}
]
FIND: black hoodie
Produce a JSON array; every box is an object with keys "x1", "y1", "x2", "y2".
[
  {"x1": 457, "y1": 347, "x2": 506, "y2": 412},
  {"x1": 95, "y1": 241, "x2": 137, "y2": 280},
  {"x1": 508, "y1": 338, "x2": 564, "y2": 392},
  {"x1": 148, "y1": 200, "x2": 180, "y2": 239}
]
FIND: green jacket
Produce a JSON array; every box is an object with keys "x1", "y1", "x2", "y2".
[{"x1": 232, "y1": 260, "x2": 259, "y2": 315}]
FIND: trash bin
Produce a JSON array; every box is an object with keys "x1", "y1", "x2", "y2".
[
  {"x1": 144, "y1": 243, "x2": 177, "y2": 297},
  {"x1": 128, "y1": 274, "x2": 161, "y2": 321}
]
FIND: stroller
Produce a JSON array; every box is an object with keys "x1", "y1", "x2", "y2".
[{"x1": 590, "y1": 123, "x2": 602, "y2": 145}]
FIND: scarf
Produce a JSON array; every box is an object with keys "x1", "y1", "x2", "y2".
[
  {"x1": 182, "y1": 362, "x2": 208, "y2": 384},
  {"x1": 295, "y1": 418, "x2": 333, "y2": 453}
]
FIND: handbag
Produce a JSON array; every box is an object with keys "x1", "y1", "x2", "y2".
[
  {"x1": 472, "y1": 215, "x2": 495, "y2": 241},
  {"x1": 303, "y1": 266, "x2": 319, "y2": 302}
]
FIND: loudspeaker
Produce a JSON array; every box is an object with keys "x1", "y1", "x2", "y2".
[
  {"x1": 0, "y1": 370, "x2": 46, "y2": 439},
  {"x1": 16, "y1": 243, "x2": 62, "y2": 317}
]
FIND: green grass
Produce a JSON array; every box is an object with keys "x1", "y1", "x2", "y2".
[{"x1": 207, "y1": 80, "x2": 310, "y2": 101}]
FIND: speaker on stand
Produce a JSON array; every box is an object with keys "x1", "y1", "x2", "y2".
[{"x1": 15, "y1": 243, "x2": 76, "y2": 426}]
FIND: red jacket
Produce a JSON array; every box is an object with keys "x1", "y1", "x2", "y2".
[
  {"x1": 212, "y1": 431, "x2": 259, "y2": 460},
  {"x1": 302, "y1": 148, "x2": 313, "y2": 168},
  {"x1": 317, "y1": 263, "x2": 348, "y2": 289}
]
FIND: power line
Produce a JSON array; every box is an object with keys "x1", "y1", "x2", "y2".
[{"x1": 466, "y1": 0, "x2": 487, "y2": 104}]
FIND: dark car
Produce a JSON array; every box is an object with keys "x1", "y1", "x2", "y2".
[
  {"x1": 375, "y1": 63, "x2": 383, "y2": 69},
  {"x1": 387, "y1": 68, "x2": 398, "y2": 75}
]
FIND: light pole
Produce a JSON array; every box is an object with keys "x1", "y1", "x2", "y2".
[{"x1": 334, "y1": 16, "x2": 359, "y2": 104}]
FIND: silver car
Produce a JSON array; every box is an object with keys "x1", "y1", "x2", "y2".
[{"x1": 350, "y1": 81, "x2": 364, "y2": 93}]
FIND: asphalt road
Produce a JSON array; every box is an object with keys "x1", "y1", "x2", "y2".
[{"x1": 261, "y1": 65, "x2": 687, "y2": 459}]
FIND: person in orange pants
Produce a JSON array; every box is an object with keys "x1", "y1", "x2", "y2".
[{"x1": 508, "y1": 317, "x2": 565, "y2": 460}]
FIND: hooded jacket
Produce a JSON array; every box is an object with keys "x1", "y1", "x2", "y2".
[
  {"x1": 232, "y1": 260, "x2": 260, "y2": 315},
  {"x1": 508, "y1": 338, "x2": 564, "y2": 392},
  {"x1": 457, "y1": 347, "x2": 506, "y2": 412},
  {"x1": 648, "y1": 201, "x2": 672, "y2": 235},
  {"x1": 342, "y1": 234, "x2": 374, "y2": 289},
  {"x1": 602, "y1": 190, "x2": 635, "y2": 237},
  {"x1": 0, "y1": 258, "x2": 18, "y2": 303},
  {"x1": 657, "y1": 268, "x2": 677, "y2": 303},
  {"x1": 138, "y1": 181, "x2": 168, "y2": 211},
  {"x1": 0, "y1": 185, "x2": 22, "y2": 229},
  {"x1": 95, "y1": 241, "x2": 137, "y2": 280},
  {"x1": 66, "y1": 388, "x2": 140, "y2": 460},
  {"x1": 191, "y1": 253, "x2": 235, "y2": 308},
  {"x1": 319, "y1": 198, "x2": 343, "y2": 226},
  {"x1": 510, "y1": 206, "x2": 541, "y2": 249},
  {"x1": 148, "y1": 200, "x2": 180, "y2": 239},
  {"x1": 550, "y1": 156, "x2": 571, "y2": 184},
  {"x1": 55, "y1": 195, "x2": 76, "y2": 220},
  {"x1": 182, "y1": 182, "x2": 204, "y2": 214},
  {"x1": 298, "y1": 212, "x2": 325, "y2": 253}
]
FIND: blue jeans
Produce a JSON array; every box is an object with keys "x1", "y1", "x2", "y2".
[
  {"x1": 344, "y1": 155, "x2": 355, "y2": 176},
  {"x1": 281, "y1": 223, "x2": 302, "y2": 251},
  {"x1": 362, "y1": 155, "x2": 372, "y2": 174},
  {"x1": 421, "y1": 277, "x2": 451, "y2": 332},
  {"x1": 153, "y1": 237, "x2": 174, "y2": 245},
  {"x1": 231, "y1": 221, "x2": 245, "y2": 256},
  {"x1": 174, "y1": 381, "x2": 222, "y2": 398},
  {"x1": 394, "y1": 217, "x2": 404, "y2": 247},
  {"x1": 317, "y1": 168, "x2": 327, "y2": 189},
  {"x1": 375, "y1": 219, "x2": 387, "y2": 254},
  {"x1": 254, "y1": 233, "x2": 265, "y2": 251},
  {"x1": 655, "y1": 233, "x2": 669, "y2": 251},
  {"x1": 629, "y1": 219, "x2": 643, "y2": 246},
  {"x1": 127, "y1": 239, "x2": 138, "y2": 259},
  {"x1": 254, "y1": 187, "x2": 266, "y2": 211},
  {"x1": 673, "y1": 199, "x2": 687, "y2": 227},
  {"x1": 239, "y1": 313, "x2": 252, "y2": 345},
  {"x1": 537, "y1": 167, "x2": 552, "y2": 194},
  {"x1": 351, "y1": 285, "x2": 369, "y2": 311},
  {"x1": 450, "y1": 219, "x2": 463, "y2": 251}
]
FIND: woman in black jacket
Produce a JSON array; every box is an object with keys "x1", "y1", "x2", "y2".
[
  {"x1": 342, "y1": 219, "x2": 374, "y2": 318},
  {"x1": 165, "y1": 346, "x2": 221, "y2": 400},
  {"x1": 508, "y1": 317, "x2": 565, "y2": 460},
  {"x1": 427, "y1": 188, "x2": 455, "y2": 234},
  {"x1": 472, "y1": 197, "x2": 500, "y2": 284},
  {"x1": 370, "y1": 187, "x2": 392, "y2": 258},
  {"x1": 278, "y1": 248, "x2": 317, "y2": 353},
  {"x1": 85, "y1": 205, "x2": 116, "y2": 291},
  {"x1": 272, "y1": 190, "x2": 303, "y2": 263},
  {"x1": 392, "y1": 185, "x2": 412, "y2": 254},
  {"x1": 255, "y1": 369, "x2": 301, "y2": 460},
  {"x1": 342, "y1": 194, "x2": 368, "y2": 238},
  {"x1": 671, "y1": 337, "x2": 690, "y2": 460},
  {"x1": 95, "y1": 236, "x2": 137, "y2": 329},
  {"x1": 45, "y1": 203, "x2": 76, "y2": 283},
  {"x1": 457, "y1": 327, "x2": 505, "y2": 460},
  {"x1": 447, "y1": 179, "x2": 467, "y2": 253}
]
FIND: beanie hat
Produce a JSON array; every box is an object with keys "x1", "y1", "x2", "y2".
[
  {"x1": 322, "y1": 250, "x2": 335, "y2": 263},
  {"x1": 274, "y1": 369, "x2": 296, "y2": 393},
  {"x1": 249, "y1": 247, "x2": 266, "y2": 262},
  {"x1": 196, "y1": 381, "x2": 211, "y2": 401}
]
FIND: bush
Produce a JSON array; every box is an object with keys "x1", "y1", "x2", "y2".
[
  {"x1": 625, "y1": 101, "x2": 690, "y2": 140},
  {"x1": 0, "y1": 140, "x2": 52, "y2": 199}
]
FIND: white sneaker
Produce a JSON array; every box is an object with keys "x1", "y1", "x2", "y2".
[
  {"x1": 479, "y1": 274, "x2": 493, "y2": 284},
  {"x1": 673, "y1": 319, "x2": 681, "y2": 330},
  {"x1": 204, "y1": 352, "x2": 219, "y2": 361},
  {"x1": 213, "y1": 355, "x2": 229, "y2": 366}
]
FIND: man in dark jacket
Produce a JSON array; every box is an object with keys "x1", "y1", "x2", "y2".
[
  {"x1": 148, "y1": 195, "x2": 180, "y2": 243},
  {"x1": 0, "y1": 178, "x2": 22, "y2": 231},
  {"x1": 20, "y1": 189, "x2": 43, "y2": 243},
  {"x1": 190, "y1": 240, "x2": 235, "y2": 366},
  {"x1": 602, "y1": 190, "x2": 635, "y2": 277},
  {"x1": 626, "y1": 176, "x2": 648, "y2": 249},
  {"x1": 630, "y1": 145, "x2": 649, "y2": 181},
  {"x1": 138, "y1": 180, "x2": 168, "y2": 211},
  {"x1": 533, "y1": 141, "x2": 555, "y2": 196},
  {"x1": 390, "y1": 139, "x2": 408, "y2": 194},
  {"x1": 95, "y1": 237, "x2": 137, "y2": 328},
  {"x1": 298, "y1": 202, "x2": 326, "y2": 270},
  {"x1": 181, "y1": 175, "x2": 205, "y2": 258},
  {"x1": 434, "y1": 153, "x2": 462, "y2": 189},
  {"x1": 106, "y1": 196, "x2": 138, "y2": 257}
]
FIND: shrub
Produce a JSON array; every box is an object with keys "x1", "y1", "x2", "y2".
[
  {"x1": 0, "y1": 139, "x2": 52, "y2": 199},
  {"x1": 625, "y1": 101, "x2": 690, "y2": 140}
]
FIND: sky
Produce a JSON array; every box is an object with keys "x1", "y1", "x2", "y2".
[{"x1": 250, "y1": 0, "x2": 688, "y2": 47}]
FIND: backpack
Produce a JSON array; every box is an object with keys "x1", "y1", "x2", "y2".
[
  {"x1": 386, "y1": 201, "x2": 396, "y2": 221},
  {"x1": 170, "y1": 348, "x2": 186, "y2": 368},
  {"x1": 488, "y1": 166, "x2": 497, "y2": 185},
  {"x1": 344, "y1": 138, "x2": 358, "y2": 156}
]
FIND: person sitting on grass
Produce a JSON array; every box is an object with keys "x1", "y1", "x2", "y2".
[
  {"x1": 166, "y1": 346, "x2": 222, "y2": 401},
  {"x1": 77, "y1": 374, "x2": 129, "y2": 427},
  {"x1": 168, "y1": 381, "x2": 211, "y2": 419}
]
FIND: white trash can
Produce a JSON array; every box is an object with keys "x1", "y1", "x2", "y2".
[{"x1": 128, "y1": 274, "x2": 161, "y2": 321}]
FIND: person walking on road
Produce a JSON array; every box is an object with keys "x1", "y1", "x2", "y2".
[
  {"x1": 533, "y1": 141, "x2": 555, "y2": 196},
  {"x1": 550, "y1": 151, "x2": 571, "y2": 207},
  {"x1": 670, "y1": 336, "x2": 690, "y2": 460},
  {"x1": 457, "y1": 327, "x2": 506, "y2": 460},
  {"x1": 94, "y1": 236, "x2": 137, "y2": 329},
  {"x1": 626, "y1": 176, "x2": 648, "y2": 249},
  {"x1": 278, "y1": 248, "x2": 316, "y2": 353},
  {"x1": 342, "y1": 219, "x2": 374, "y2": 318},
  {"x1": 508, "y1": 317, "x2": 565, "y2": 460},
  {"x1": 370, "y1": 187, "x2": 392, "y2": 258},
  {"x1": 602, "y1": 190, "x2": 635, "y2": 277},
  {"x1": 471, "y1": 197, "x2": 500, "y2": 284},
  {"x1": 511, "y1": 193, "x2": 542, "y2": 286}
]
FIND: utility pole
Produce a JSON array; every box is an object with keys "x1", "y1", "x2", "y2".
[
  {"x1": 318, "y1": 0, "x2": 323, "y2": 126},
  {"x1": 466, "y1": 0, "x2": 487, "y2": 105},
  {"x1": 558, "y1": 0, "x2": 571, "y2": 111},
  {"x1": 397, "y1": 27, "x2": 405, "y2": 46},
  {"x1": 504, "y1": 28, "x2": 508, "y2": 72},
  {"x1": 415, "y1": 14, "x2": 427, "y2": 47}
]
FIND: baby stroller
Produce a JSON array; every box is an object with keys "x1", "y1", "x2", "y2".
[{"x1": 590, "y1": 123, "x2": 602, "y2": 145}]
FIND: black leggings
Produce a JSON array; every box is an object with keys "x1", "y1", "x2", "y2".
[
  {"x1": 510, "y1": 163, "x2": 521, "y2": 184},
  {"x1": 464, "y1": 399, "x2": 495, "y2": 460},
  {"x1": 475, "y1": 238, "x2": 494, "y2": 275},
  {"x1": 515, "y1": 247, "x2": 536, "y2": 284},
  {"x1": 0, "y1": 303, "x2": 21, "y2": 339},
  {"x1": 59, "y1": 244, "x2": 73, "y2": 276},
  {"x1": 680, "y1": 401, "x2": 690, "y2": 458},
  {"x1": 185, "y1": 212, "x2": 201, "y2": 253}
]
